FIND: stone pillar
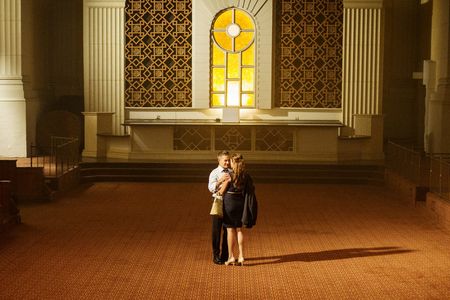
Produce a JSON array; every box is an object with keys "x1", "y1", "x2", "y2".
[
  {"x1": 83, "y1": 0, "x2": 125, "y2": 135},
  {"x1": 82, "y1": 112, "x2": 114, "y2": 158},
  {"x1": 0, "y1": 0, "x2": 26, "y2": 157},
  {"x1": 342, "y1": 0, "x2": 385, "y2": 132},
  {"x1": 425, "y1": 0, "x2": 450, "y2": 153}
]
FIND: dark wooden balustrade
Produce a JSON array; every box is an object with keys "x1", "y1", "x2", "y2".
[{"x1": 0, "y1": 160, "x2": 21, "y2": 228}]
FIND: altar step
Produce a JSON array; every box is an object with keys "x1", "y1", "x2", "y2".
[{"x1": 79, "y1": 162, "x2": 385, "y2": 185}]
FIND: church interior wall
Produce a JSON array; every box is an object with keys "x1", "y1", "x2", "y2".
[
  {"x1": 382, "y1": 0, "x2": 424, "y2": 145},
  {"x1": 22, "y1": 0, "x2": 53, "y2": 151},
  {"x1": 111, "y1": 0, "x2": 350, "y2": 162},
  {"x1": 21, "y1": 0, "x2": 84, "y2": 153},
  {"x1": 414, "y1": 1, "x2": 432, "y2": 148},
  {"x1": 2, "y1": 0, "x2": 445, "y2": 158}
]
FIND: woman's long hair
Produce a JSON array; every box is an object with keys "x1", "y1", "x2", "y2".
[{"x1": 231, "y1": 153, "x2": 246, "y2": 188}]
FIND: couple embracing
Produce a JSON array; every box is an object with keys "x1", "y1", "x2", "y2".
[{"x1": 208, "y1": 151, "x2": 258, "y2": 266}]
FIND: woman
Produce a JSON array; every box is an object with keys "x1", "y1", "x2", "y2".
[{"x1": 216, "y1": 153, "x2": 257, "y2": 266}]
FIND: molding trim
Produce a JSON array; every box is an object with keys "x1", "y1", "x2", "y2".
[
  {"x1": 343, "y1": 0, "x2": 384, "y2": 9},
  {"x1": 83, "y1": 0, "x2": 125, "y2": 8}
]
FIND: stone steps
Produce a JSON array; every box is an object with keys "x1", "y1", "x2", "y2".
[{"x1": 79, "y1": 162, "x2": 385, "y2": 185}]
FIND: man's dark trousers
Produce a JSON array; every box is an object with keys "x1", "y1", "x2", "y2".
[{"x1": 212, "y1": 215, "x2": 228, "y2": 262}]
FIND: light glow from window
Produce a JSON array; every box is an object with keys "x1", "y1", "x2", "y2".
[{"x1": 227, "y1": 81, "x2": 240, "y2": 107}]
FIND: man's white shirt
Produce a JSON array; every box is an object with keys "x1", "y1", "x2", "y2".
[{"x1": 208, "y1": 165, "x2": 230, "y2": 193}]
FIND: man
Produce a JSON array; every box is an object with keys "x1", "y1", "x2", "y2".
[{"x1": 208, "y1": 150, "x2": 231, "y2": 264}]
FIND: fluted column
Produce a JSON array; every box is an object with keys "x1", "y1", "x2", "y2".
[
  {"x1": 0, "y1": 0, "x2": 26, "y2": 157},
  {"x1": 83, "y1": 0, "x2": 125, "y2": 135},
  {"x1": 426, "y1": 0, "x2": 450, "y2": 153},
  {"x1": 342, "y1": 0, "x2": 384, "y2": 130}
]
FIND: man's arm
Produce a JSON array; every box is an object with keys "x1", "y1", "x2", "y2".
[
  {"x1": 216, "y1": 177, "x2": 230, "y2": 196},
  {"x1": 208, "y1": 168, "x2": 219, "y2": 193},
  {"x1": 208, "y1": 168, "x2": 229, "y2": 193}
]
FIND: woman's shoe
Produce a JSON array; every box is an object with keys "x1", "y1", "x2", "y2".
[
  {"x1": 224, "y1": 258, "x2": 236, "y2": 266},
  {"x1": 237, "y1": 257, "x2": 245, "y2": 266}
]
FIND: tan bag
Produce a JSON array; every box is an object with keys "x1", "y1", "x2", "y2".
[{"x1": 210, "y1": 195, "x2": 223, "y2": 217}]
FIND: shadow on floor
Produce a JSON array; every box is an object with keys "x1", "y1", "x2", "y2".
[{"x1": 246, "y1": 247, "x2": 415, "y2": 266}]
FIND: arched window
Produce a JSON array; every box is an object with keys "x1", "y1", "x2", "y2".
[{"x1": 211, "y1": 8, "x2": 256, "y2": 108}]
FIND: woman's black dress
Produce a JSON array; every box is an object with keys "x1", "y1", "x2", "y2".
[{"x1": 223, "y1": 179, "x2": 245, "y2": 228}]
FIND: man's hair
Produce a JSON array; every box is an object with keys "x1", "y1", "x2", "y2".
[{"x1": 217, "y1": 150, "x2": 229, "y2": 158}]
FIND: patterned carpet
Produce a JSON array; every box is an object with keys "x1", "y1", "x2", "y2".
[{"x1": 1, "y1": 182, "x2": 450, "y2": 299}]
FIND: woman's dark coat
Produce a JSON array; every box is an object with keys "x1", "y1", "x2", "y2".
[{"x1": 241, "y1": 174, "x2": 257, "y2": 228}]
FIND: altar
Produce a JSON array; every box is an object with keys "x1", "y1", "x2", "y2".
[{"x1": 83, "y1": 110, "x2": 382, "y2": 162}]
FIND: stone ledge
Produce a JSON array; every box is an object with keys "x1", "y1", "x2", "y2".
[
  {"x1": 426, "y1": 192, "x2": 450, "y2": 232},
  {"x1": 124, "y1": 119, "x2": 343, "y2": 127},
  {"x1": 385, "y1": 170, "x2": 428, "y2": 205},
  {"x1": 338, "y1": 135, "x2": 371, "y2": 140}
]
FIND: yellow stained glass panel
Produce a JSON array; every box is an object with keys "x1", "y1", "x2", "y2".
[
  {"x1": 212, "y1": 94, "x2": 225, "y2": 107},
  {"x1": 227, "y1": 81, "x2": 240, "y2": 106},
  {"x1": 211, "y1": 8, "x2": 257, "y2": 108},
  {"x1": 242, "y1": 68, "x2": 254, "y2": 91},
  {"x1": 242, "y1": 94, "x2": 254, "y2": 107},
  {"x1": 235, "y1": 32, "x2": 254, "y2": 52},
  {"x1": 212, "y1": 68, "x2": 225, "y2": 92},
  {"x1": 235, "y1": 10, "x2": 254, "y2": 30},
  {"x1": 214, "y1": 10, "x2": 232, "y2": 29},
  {"x1": 214, "y1": 31, "x2": 232, "y2": 51},
  {"x1": 227, "y1": 53, "x2": 240, "y2": 78},
  {"x1": 242, "y1": 44, "x2": 254, "y2": 66},
  {"x1": 212, "y1": 44, "x2": 225, "y2": 66}
]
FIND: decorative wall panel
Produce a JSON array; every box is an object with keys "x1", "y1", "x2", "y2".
[
  {"x1": 174, "y1": 127, "x2": 211, "y2": 150},
  {"x1": 125, "y1": 0, "x2": 192, "y2": 107},
  {"x1": 255, "y1": 127, "x2": 294, "y2": 151},
  {"x1": 215, "y1": 127, "x2": 252, "y2": 151},
  {"x1": 276, "y1": 0, "x2": 343, "y2": 108},
  {"x1": 174, "y1": 126, "x2": 295, "y2": 152}
]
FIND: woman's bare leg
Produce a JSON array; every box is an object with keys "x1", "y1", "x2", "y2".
[
  {"x1": 236, "y1": 228, "x2": 244, "y2": 263},
  {"x1": 226, "y1": 228, "x2": 236, "y2": 264}
]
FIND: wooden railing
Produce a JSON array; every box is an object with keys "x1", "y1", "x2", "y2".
[
  {"x1": 0, "y1": 161, "x2": 21, "y2": 225},
  {"x1": 429, "y1": 154, "x2": 450, "y2": 201},
  {"x1": 386, "y1": 141, "x2": 449, "y2": 201},
  {"x1": 30, "y1": 136, "x2": 80, "y2": 177},
  {"x1": 386, "y1": 141, "x2": 429, "y2": 187}
]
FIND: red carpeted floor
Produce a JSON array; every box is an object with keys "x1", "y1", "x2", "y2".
[{"x1": 1, "y1": 182, "x2": 450, "y2": 299}]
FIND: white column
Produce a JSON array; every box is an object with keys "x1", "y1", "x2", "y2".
[
  {"x1": 426, "y1": 0, "x2": 450, "y2": 153},
  {"x1": 342, "y1": 0, "x2": 384, "y2": 130},
  {"x1": 83, "y1": 0, "x2": 125, "y2": 135},
  {"x1": 0, "y1": 0, "x2": 26, "y2": 157}
]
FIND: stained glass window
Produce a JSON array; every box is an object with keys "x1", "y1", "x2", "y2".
[{"x1": 211, "y1": 8, "x2": 255, "y2": 108}]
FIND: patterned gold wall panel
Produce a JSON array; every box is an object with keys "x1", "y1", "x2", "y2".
[
  {"x1": 215, "y1": 127, "x2": 252, "y2": 151},
  {"x1": 125, "y1": 1, "x2": 192, "y2": 107},
  {"x1": 255, "y1": 127, "x2": 294, "y2": 151},
  {"x1": 173, "y1": 126, "x2": 294, "y2": 152},
  {"x1": 276, "y1": 0, "x2": 343, "y2": 108},
  {"x1": 174, "y1": 127, "x2": 211, "y2": 151}
]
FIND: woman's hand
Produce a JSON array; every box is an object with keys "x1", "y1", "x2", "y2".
[
  {"x1": 219, "y1": 173, "x2": 231, "y2": 183},
  {"x1": 217, "y1": 175, "x2": 231, "y2": 196}
]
